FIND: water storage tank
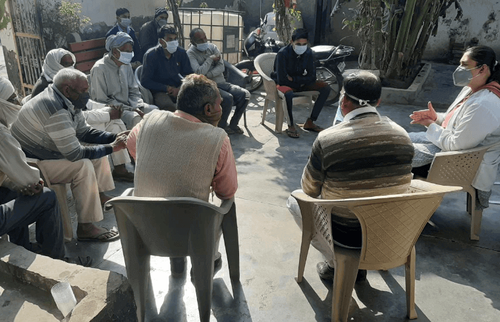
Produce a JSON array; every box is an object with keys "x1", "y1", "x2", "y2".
[{"x1": 167, "y1": 9, "x2": 244, "y2": 64}]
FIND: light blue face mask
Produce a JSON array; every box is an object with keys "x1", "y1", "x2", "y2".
[
  {"x1": 119, "y1": 18, "x2": 131, "y2": 28},
  {"x1": 293, "y1": 44, "x2": 307, "y2": 55},
  {"x1": 165, "y1": 40, "x2": 178, "y2": 53},
  {"x1": 196, "y1": 42, "x2": 209, "y2": 51}
]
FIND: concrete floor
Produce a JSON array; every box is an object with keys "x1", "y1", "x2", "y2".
[{"x1": 61, "y1": 63, "x2": 500, "y2": 322}]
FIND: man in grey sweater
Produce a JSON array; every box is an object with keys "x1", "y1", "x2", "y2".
[
  {"x1": 11, "y1": 69, "x2": 127, "y2": 242},
  {"x1": 187, "y1": 28, "x2": 249, "y2": 134}
]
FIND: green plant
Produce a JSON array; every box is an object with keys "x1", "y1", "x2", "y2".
[
  {"x1": 58, "y1": 0, "x2": 90, "y2": 33},
  {"x1": 274, "y1": 0, "x2": 302, "y2": 43}
]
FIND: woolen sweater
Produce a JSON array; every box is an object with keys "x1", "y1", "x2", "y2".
[{"x1": 134, "y1": 110, "x2": 227, "y2": 201}]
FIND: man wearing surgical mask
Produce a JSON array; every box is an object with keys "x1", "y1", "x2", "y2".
[
  {"x1": 409, "y1": 45, "x2": 500, "y2": 211},
  {"x1": 141, "y1": 25, "x2": 194, "y2": 111},
  {"x1": 89, "y1": 32, "x2": 158, "y2": 182},
  {"x1": 11, "y1": 68, "x2": 128, "y2": 243},
  {"x1": 139, "y1": 7, "x2": 169, "y2": 55},
  {"x1": 271, "y1": 28, "x2": 331, "y2": 138},
  {"x1": 106, "y1": 8, "x2": 143, "y2": 68}
]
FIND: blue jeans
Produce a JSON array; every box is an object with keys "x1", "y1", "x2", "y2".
[
  {"x1": 0, "y1": 187, "x2": 65, "y2": 259},
  {"x1": 217, "y1": 82, "x2": 250, "y2": 129}
]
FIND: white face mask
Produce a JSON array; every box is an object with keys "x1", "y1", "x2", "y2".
[
  {"x1": 452, "y1": 65, "x2": 481, "y2": 87},
  {"x1": 196, "y1": 42, "x2": 209, "y2": 51},
  {"x1": 293, "y1": 44, "x2": 307, "y2": 55},
  {"x1": 120, "y1": 18, "x2": 131, "y2": 28},
  {"x1": 162, "y1": 39, "x2": 178, "y2": 53},
  {"x1": 117, "y1": 49, "x2": 134, "y2": 64},
  {"x1": 157, "y1": 19, "x2": 167, "y2": 27}
]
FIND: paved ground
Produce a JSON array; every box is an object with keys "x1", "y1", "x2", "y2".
[{"x1": 55, "y1": 63, "x2": 500, "y2": 321}]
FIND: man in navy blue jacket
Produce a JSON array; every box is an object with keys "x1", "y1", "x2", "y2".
[
  {"x1": 106, "y1": 8, "x2": 143, "y2": 68},
  {"x1": 272, "y1": 28, "x2": 330, "y2": 138},
  {"x1": 141, "y1": 26, "x2": 193, "y2": 111}
]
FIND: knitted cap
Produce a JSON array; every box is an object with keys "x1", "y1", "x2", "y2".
[{"x1": 155, "y1": 7, "x2": 168, "y2": 18}]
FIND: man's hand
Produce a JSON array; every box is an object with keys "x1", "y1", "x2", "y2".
[
  {"x1": 287, "y1": 75, "x2": 293, "y2": 81},
  {"x1": 108, "y1": 105, "x2": 123, "y2": 120},
  {"x1": 410, "y1": 101, "x2": 437, "y2": 125},
  {"x1": 210, "y1": 54, "x2": 221, "y2": 63},
  {"x1": 111, "y1": 131, "x2": 129, "y2": 152},
  {"x1": 167, "y1": 86, "x2": 180, "y2": 98},
  {"x1": 134, "y1": 108, "x2": 145, "y2": 118},
  {"x1": 20, "y1": 179, "x2": 44, "y2": 196}
]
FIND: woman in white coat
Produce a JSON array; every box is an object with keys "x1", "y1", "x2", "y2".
[{"x1": 409, "y1": 45, "x2": 500, "y2": 209}]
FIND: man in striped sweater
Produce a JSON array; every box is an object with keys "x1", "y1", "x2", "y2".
[
  {"x1": 298, "y1": 71, "x2": 414, "y2": 282},
  {"x1": 11, "y1": 69, "x2": 127, "y2": 242}
]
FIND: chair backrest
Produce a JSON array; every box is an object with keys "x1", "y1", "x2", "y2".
[
  {"x1": 293, "y1": 180, "x2": 461, "y2": 270},
  {"x1": 68, "y1": 38, "x2": 106, "y2": 74},
  {"x1": 254, "y1": 53, "x2": 278, "y2": 100},
  {"x1": 134, "y1": 65, "x2": 154, "y2": 104},
  {"x1": 109, "y1": 192, "x2": 228, "y2": 257},
  {"x1": 427, "y1": 144, "x2": 490, "y2": 189}
]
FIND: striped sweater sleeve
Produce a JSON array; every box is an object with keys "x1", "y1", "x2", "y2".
[
  {"x1": 45, "y1": 110, "x2": 112, "y2": 161},
  {"x1": 301, "y1": 138, "x2": 324, "y2": 197}
]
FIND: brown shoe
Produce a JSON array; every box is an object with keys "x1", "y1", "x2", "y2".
[{"x1": 112, "y1": 170, "x2": 134, "y2": 182}]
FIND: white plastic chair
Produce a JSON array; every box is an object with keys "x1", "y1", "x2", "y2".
[
  {"x1": 291, "y1": 180, "x2": 461, "y2": 322},
  {"x1": 254, "y1": 53, "x2": 319, "y2": 133},
  {"x1": 107, "y1": 188, "x2": 240, "y2": 322},
  {"x1": 134, "y1": 65, "x2": 154, "y2": 105}
]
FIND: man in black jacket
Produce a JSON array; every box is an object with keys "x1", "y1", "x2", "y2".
[
  {"x1": 139, "y1": 7, "x2": 169, "y2": 54},
  {"x1": 272, "y1": 28, "x2": 330, "y2": 138}
]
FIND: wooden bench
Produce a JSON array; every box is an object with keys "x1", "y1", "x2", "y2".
[{"x1": 68, "y1": 37, "x2": 106, "y2": 74}]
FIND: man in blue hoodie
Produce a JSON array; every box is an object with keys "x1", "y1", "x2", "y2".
[{"x1": 272, "y1": 28, "x2": 330, "y2": 138}]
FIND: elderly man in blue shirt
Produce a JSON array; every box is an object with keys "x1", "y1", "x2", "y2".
[{"x1": 141, "y1": 25, "x2": 193, "y2": 111}]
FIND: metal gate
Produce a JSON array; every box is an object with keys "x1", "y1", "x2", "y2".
[{"x1": 8, "y1": 0, "x2": 46, "y2": 95}]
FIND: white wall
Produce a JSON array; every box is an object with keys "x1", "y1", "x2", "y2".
[{"x1": 424, "y1": 0, "x2": 500, "y2": 60}]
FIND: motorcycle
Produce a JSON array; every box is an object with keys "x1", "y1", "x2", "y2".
[{"x1": 236, "y1": 15, "x2": 354, "y2": 101}]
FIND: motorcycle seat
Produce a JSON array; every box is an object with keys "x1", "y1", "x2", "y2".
[{"x1": 312, "y1": 45, "x2": 336, "y2": 60}]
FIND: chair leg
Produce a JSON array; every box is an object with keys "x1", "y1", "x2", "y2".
[
  {"x1": 275, "y1": 99, "x2": 284, "y2": 133},
  {"x1": 332, "y1": 245, "x2": 361, "y2": 322},
  {"x1": 222, "y1": 203, "x2": 240, "y2": 281},
  {"x1": 262, "y1": 99, "x2": 270, "y2": 124},
  {"x1": 51, "y1": 184, "x2": 73, "y2": 242},
  {"x1": 467, "y1": 191, "x2": 481, "y2": 241},
  {"x1": 405, "y1": 246, "x2": 418, "y2": 319},
  {"x1": 296, "y1": 228, "x2": 312, "y2": 283},
  {"x1": 191, "y1": 254, "x2": 215, "y2": 322}
]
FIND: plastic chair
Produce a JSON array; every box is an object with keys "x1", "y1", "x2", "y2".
[
  {"x1": 254, "y1": 53, "x2": 319, "y2": 133},
  {"x1": 134, "y1": 65, "x2": 154, "y2": 105},
  {"x1": 291, "y1": 180, "x2": 461, "y2": 322},
  {"x1": 425, "y1": 144, "x2": 491, "y2": 240},
  {"x1": 107, "y1": 188, "x2": 240, "y2": 322},
  {"x1": 26, "y1": 158, "x2": 73, "y2": 242}
]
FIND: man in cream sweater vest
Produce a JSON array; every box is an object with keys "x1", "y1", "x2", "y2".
[{"x1": 127, "y1": 74, "x2": 237, "y2": 274}]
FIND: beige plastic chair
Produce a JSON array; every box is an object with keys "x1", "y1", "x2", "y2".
[
  {"x1": 291, "y1": 180, "x2": 461, "y2": 322},
  {"x1": 134, "y1": 65, "x2": 154, "y2": 105},
  {"x1": 26, "y1": 158, "x2": 73, "y2": 242},
  {"x1": 425, "y1": 145, "x2": 491, "y2": 240},
  {"x1": 107, "y1": 188, "x2": 240, "y2": 322},
  {"x1": 254, "y1": 53, "x2": 319, "y2": 133}
]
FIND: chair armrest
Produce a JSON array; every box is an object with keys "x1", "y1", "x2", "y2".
[
  {"x1": 218, "y1": 197, "x2": 235, "y2": 215},
  {"x1": 121, "y1": 188, "x2": 135, "y2": 197}
]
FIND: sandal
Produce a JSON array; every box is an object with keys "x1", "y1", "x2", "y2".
[
  {"x1": 78, "y1": 229, "x2": 120, "y2": 243},
  {"x1": 285, "y1": 128, "x2": 300, "y2": 138},
  {"x1": 302, "y1": 124, "x2": 324, "y2": 132}
]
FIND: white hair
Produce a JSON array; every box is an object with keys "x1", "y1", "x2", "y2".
[{"x1": 53, "y1": 68, "x2": 87, "y2": 90}]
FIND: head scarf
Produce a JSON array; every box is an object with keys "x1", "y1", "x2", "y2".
[
  {"x1": 42, "y1": 48, "x2": 76, "y2": 82},
  {"x1": 155, "y1": 7, "x2": 168, "y2": 18},
  {"x1": 0, "y1": 77, "x2": 21, "y2": 127},
  {"x1": 116, "y1": 8, "x2": 129, "y2": 17},
  {"x1": 105, "y1": 32, "x2": 134, "y2": 52}
]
